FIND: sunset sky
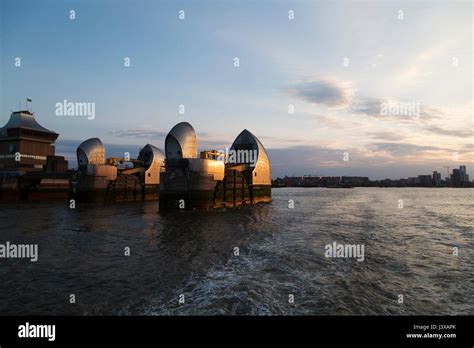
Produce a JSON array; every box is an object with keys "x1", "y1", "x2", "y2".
[{"x1": 1, "y1": 0, "x2": 472, "y2": 179}]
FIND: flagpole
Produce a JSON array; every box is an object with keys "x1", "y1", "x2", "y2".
[{"x1": 26, "y1": 98, "x2": 32, "y2": 112}]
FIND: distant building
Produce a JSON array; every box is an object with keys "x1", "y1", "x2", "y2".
[
  {"x1": 397, "y1": 178, "x2": 410, "y2": 186},
  {"x1": 380, "y1": 178, "x2": 396, "y2": 186},
  {"x1": 416, "y1": 175, "x2": 432, "y2": 186},
  {"x1": 0, "y1": 110, "x2": 61, "y2": 172},
  {"x1": 459, "y1": 165, "x2": 469, "y2": 182},
  {"x1": 320, "y1": 176, "x2": 341, "y2": 186},
  {"x1": 341, "y1": 176, "x2": 369, "y2": 186},
  {"x1": 451, "y1": 169, "x2": 462, "y2": 187},
  {"x1": 432, "y1": 171, "x2": 441, "y2": 186},
  {"x1": 449, "y1": 166, "x2": 470, "y2": 187}
]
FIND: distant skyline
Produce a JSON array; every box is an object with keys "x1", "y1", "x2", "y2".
[{"x1": 1, "y1": 0, "x2": 472, "y2": 179}]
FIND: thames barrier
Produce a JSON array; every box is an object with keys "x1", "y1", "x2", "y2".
[{"x1": 0, "y1": 110, "x2": 271, "y2": 210}]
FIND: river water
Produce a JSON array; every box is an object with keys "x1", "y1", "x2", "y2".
[{"x1": 0, "y1": 188, "x2": 472, "y2": 315}]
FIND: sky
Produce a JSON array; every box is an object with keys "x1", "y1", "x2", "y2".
[{"x1": 1, "y1": 0, "x2": 473, "y2": 179}]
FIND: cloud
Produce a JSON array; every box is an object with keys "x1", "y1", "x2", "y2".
[
  {"x1": 395, "y1": 65, "x2": 433, "y2": 85},
  {"x1": 461, "y1": 143, "x2": 474, "y2": 151},
  {"x1": 258, "y1": 134, "x2": 309, "y2": 144},
  {"x1": 287, "y1": 77, "x2": 354, "y2": 107},
  {"x1": 198, "y1": 139, "x2": 229, "y2": 150},
  {"x1": 55, "y1": 139, "x2": 81, "y2": 162},
  {"x1": 351, "y1": 99, "x2": 471, "y2": 139},
  {"x1": 419, "y1": 107, "x2": 445, "y2": 121},
  {"x1": 424, "y1": 125, "x2": 473, "y2": 138},
  {"x1": 268, "y1": 145, "x2": 365, "y2": 172},
  {"x1": 368, "y1": 142, "x2": 448, "y2": 156},
  {"x1": 394, "y1": 43, "x2": 448, "y2": 85},
  {"x1": 108, "y1": 128, "x2": 167, "y2": 139},
  {"x1": 350, "y1": 98, "x2": 440, "y2": 121},
  {"x1": 350, "y1": 98, "x2": 386, "y2": 117},
  {"x1": 365, "y1": 131, "x2": 406, "y2": 141}
]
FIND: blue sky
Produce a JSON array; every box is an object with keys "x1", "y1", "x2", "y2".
[{"x1": 1, "y1": 0, "x2": 472, "y2": 179}]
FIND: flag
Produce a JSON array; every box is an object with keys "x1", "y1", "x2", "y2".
[{"x1": 26, "y1": 98, "x2": 32, "y2": 102}]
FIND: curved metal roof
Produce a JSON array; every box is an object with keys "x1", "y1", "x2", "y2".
[
  {"x1": 231, "y1": 129, "x2": 269, "y2": 161},
  {"x1": 138, "y1": 144, "x2": 165, "y2": 168},
  {"x1": 165, "y1": 122, "x2": 198, "y2": 159},
  {"x1": 230, "y1": 129, "x2": 271, "y2": 185},
  {"x1": 77, "y1": 138, "x2": 105, "y2": 166},
  {"x1": 1, "y1": 111, "x2": 57, "y2": 135}
]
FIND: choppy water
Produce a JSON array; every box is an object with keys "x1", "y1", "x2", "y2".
[{"x1": 0, "y1": 188, "x2": 472, "y2": 315}]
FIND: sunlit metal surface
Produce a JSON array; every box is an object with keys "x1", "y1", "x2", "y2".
[
  {"x1": 189, "y1": 159, "x2": 225, "y2": 181},
  {"x1": 77, "y1": 138, "x2": 106, "y2": 166},
  {"x1": 138, "y1": 144, "x2": 165, "y2": 185},
  {"x1": 231, "y1": 129, "x2": 271, "y2": 186},
  {"x1": 165, "y1": 122, "x2": 198, "y2": 160}
]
